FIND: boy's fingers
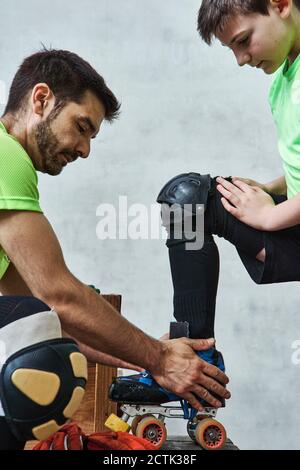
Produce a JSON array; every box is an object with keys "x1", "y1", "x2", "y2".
[
  {"x1": 216, "y1": 177, "x2": 242, "y2": 195},
  {"x1": 231, "y1": 179, "x2": 252, "y2": 192}
]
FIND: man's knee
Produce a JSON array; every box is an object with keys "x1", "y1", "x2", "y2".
[
  {"x1": 0, "y1": 296, "x2": 87, "y2": 442},
  {"x1": 0, "y1": 296, "x2": 51, "y2": 328}
]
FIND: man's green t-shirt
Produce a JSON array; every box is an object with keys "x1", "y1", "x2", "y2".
[
  {"x1": 0, "y1": 121, "x2": 42, "y2": 279},
  {"x1": 269, "y1": 53, "x2": 300, "y2": 199}
]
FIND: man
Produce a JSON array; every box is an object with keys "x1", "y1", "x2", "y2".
[{"x1": 0, "y1": 48, "x2": 230, "y2": 449}]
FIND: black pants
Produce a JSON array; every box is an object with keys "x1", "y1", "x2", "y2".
[
  {"x1": 167, "y1": 177, "x2": 300, "y2": 339},
  {"x1": 0, "y1": 296, "x2": 50, "y2": 450}
]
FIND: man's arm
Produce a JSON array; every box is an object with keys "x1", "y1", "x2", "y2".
[
  {"x1": 0, "y1": 210, "x2": 230, "y2": 409},
  {"x1": 0, "y1": 262, "x2": 141, "y2": 370},
  {"x1": 0, "y1": 212, "x2": 161, "y2": 367}
]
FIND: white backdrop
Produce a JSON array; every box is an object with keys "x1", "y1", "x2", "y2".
[{"x1": 1, "y1": 0, "x2": 299, "y2": 449}]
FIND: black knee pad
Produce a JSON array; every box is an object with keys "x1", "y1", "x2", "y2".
[
  {"x1": 157, "y1": 173, "x2": 213, "y2": 212},
  {"x1": 157, "y1": 173, "x2": 215, "y2": 246},
  {"x1": 0, "y1": 296, "x2": 87, "y2": 442}
]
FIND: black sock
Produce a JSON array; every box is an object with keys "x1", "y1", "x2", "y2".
[{"x1": 167, "y1": 232, "x2": 219, "y2": 339}]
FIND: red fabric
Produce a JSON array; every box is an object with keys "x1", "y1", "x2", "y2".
[
  {"x1": 86, "y1": 432, "x2": 156, "y2": 450},
  {"x1": 33, "y1": 423, "x2": 156, "y2": 451}
]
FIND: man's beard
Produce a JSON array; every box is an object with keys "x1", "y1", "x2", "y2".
[{"x1": 34, "y1": 107, "x2": 76, "y2": 176}]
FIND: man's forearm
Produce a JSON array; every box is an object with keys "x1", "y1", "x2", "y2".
[
  {"x1": 264, "y1": 175, "x2": 287, "y2": 196},
  {"x1": 43, "y1": 278, "x2": 163, "y2": 373}
]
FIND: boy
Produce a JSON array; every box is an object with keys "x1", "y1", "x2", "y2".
[
  {"x1": 158, "y1": 0, "x2": 300, "y2": 350},
  {"x1": 114, "y1": 0, "x2": 300, "y2": 419}
]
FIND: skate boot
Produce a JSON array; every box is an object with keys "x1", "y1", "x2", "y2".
[
  {"x1": 108, "y1": 347, "x2": 225, "y2": 406},
  {"x1": 105, "y1": 347, "x2": 227, "y2": 450}
]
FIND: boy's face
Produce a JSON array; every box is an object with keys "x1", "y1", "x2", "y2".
[{"x1": 216, "y1": 7, "x2": 294, "y2": 74}]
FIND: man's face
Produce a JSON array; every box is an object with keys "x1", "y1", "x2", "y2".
[
  {"x1": 216, "y1": 8, "x2": 294, "y2": 74},
  {"x1": 33, "y1": 90, "x2": 105, "y2": 175}
]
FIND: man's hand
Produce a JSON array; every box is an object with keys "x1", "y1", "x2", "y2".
[
  {"x1": 216, "y1": 177, "x2": 276, "y2": 230},
  {"x1": 151, "y1": 337, "x2": 231, "y2": 411}
]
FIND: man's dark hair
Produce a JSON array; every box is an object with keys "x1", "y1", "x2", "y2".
[
  {"x1": 198, "y1": 0, "x2": 300, "y2": 45},
  {"x1": 4, "y1": 48, "x2": 120, "y2": 122}
]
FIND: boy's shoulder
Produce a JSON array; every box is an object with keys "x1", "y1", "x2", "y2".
[
  {"x1": 268, "y1": 61, "x2": 287, "y2": 109},
  {"x1": 269, "y1": 54, "x2": 300, "y2": 112}
]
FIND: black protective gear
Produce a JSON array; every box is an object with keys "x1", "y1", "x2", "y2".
[
  {"x1": 157, "y1": 172, "x2": 213, "y2": 213},
  {"x1": 0, "y1": 296, "x2": 87, "y2": 444}
]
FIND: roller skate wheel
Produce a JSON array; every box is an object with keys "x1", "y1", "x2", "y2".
[
  {"x1": 136, "y1": 416, "x2": 167, "y2": 450},
  {"x1": 187, "y1": 415, "x2": 209, "y2": 442},
  {"x1": 105, "y1": 413, "x2": 131, "y2": 433},
  {"x1": 195, "y1": 418, "x2": 226, "y2": 451},
  {"x1": 131, "y1": 414, "x2": 154, "y2": 436}
]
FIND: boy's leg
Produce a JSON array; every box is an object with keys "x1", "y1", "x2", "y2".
[{"x1": 160, "y1": 174, "x2": 286, "y2": 339}]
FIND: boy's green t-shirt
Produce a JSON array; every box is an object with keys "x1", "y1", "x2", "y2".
[
  {"x1": 0, "y1": 121, "x2": 43, "y2": 279},
  {"x1": 269, "y1": 53, "x2": 300, "y2": 199}
]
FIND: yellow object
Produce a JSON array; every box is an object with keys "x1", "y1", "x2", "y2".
[
  {"x1": 69, "y1": 352, "x2": 88, "y2": 380},
  {"x1": 12, "y1": 369, "x2": 60, "y2": 406},
  {"x1": 32, "y1": 420, "x2": 60, "y2": 440},
  {"x1": 63, "y1": 386, "x2": 85, "y2": 418},
  {"x1": 105, "y1": 413, "x2": 131, "y2": 433}
]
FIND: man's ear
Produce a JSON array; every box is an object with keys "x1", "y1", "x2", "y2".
[
  {"x1": 269, "y1": 0, "x2": 293, "y2": 19},
  {"x1": 31, "y1": 83, "x2": 54, "y2": 117}
]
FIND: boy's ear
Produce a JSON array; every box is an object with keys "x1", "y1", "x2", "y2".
[{"x1": 269, "y1": 0, "x2": 292, "y2": 18}]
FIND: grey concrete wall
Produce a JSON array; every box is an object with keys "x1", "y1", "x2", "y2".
[{"x1": 1, "y1": 0, "x2": 299, "y2": 450}]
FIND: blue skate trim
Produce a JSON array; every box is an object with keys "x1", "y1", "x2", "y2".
[
  {"x1": 115, "y1": 347, "x2": 225, "y2": 418},
  {"x1": 199, "y1": 349, "x2": 225, "y2": 372},
  {"x1": 181, "y1": 400, "x2": 198, "y2": 420}
]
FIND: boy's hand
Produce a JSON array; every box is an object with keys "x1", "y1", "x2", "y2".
[
  {"x1": 231, "y1": 176, "x2": 268, "y2": 193},
  {"x1": 216, "y1": 177, "x2": 275, "y2": 230}
]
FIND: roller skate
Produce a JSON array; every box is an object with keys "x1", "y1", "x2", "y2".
[{"x1": 105, "y1": 323, "x2": 227, "y2": 451}]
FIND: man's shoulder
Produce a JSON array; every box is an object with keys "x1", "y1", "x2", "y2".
[
  {"x1": 0, "y1": 130, "x2": 37, "y2": 181},
  {"x1": 0, "y1": 129, "x2": 30, "y2": 159}
]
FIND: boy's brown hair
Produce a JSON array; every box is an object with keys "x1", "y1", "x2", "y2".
[{"x1": 198, "y1": 0, "x2": 300, "y2": 45}]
